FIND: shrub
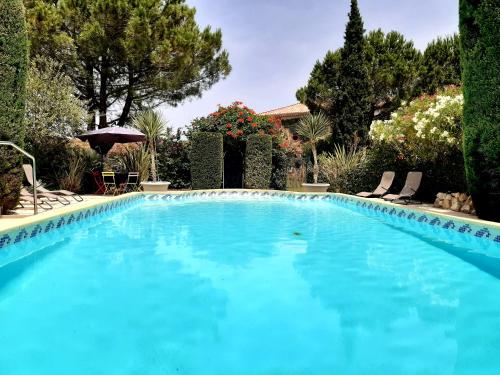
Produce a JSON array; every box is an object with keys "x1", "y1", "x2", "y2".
[
  {"x1": 271, "y1": 148, "x2": 288, "y2": 190},
  {"x1": 57, "y1": 144, "x2": 99, "y2": 193},
  {"x1": 190, "y1": 132, "x2": 223, "y2": 190},
  {"x1": 25, "y1": 56, "x2": 87, "y2": 145},
  {"x1": 0, "y1": 0, "x2": 29, "y2": 212},
  {"x1": 114, "y1": 146, "x2": 150, "y2": 183},
  {"x1": 460, "y1": 0, "x2": 500, "y2": 221},
  {"x1": 245, "y1": 134, "x2": 272, "y2": 189},
  {"x1": 319, "y1": 145, "x2": 367, "y2": 193},
  {"x1": 336, "y1": 142, "x2": 466, "y2": 200},
  {"x1": 188, "y1": 102, "x2": 276, "y2": 143},
  {"x1": 369, "y1": 86, "x2": 463, "y2": 162},
  {"x1": 365, "y1": 86, "x2": 467, "y2": 201},
  {"x1": 187, "y1": 102, "x2": 301, "y2": 189},
  {"x1": 157, "y1": 129, "x2": 191, "y2": 189}
]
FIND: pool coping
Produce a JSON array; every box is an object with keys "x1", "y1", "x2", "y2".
[{"x1": 0, "y1": 190, "x2": 498, "y2": 251}]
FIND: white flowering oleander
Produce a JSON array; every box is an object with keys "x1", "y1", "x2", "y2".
[{"x1": 369, "y1": 89, "x2": 463, "y2": 159}]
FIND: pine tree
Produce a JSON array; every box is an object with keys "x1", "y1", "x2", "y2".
[
  {"x1": 26, "y1": 0, "x2": 231, "y2": 128},
  {"x1": 297, "y1": 29, "x2": 421, "y2": 124},
  {"x1": 333, "y1": 0, "x2": 373, "y2": 147},
  {"x1": 416, "y1": 34, "x2": 461, "y2": 95}
]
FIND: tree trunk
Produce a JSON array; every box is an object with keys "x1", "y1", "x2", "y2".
[
  {"x1": 98, "y1": 60, "x2": 108, "y2": 128},
  {"x1": 84, "y1": 64, "x2": 97, "y2": 130},
  {"x1": 150, "y1": 148, "x2": 157, "y2": 182},
  {"x1": 117, "y1": 70, "x2": 134, "y2": 126},
  {"x1": 312, "y1": 145, "x2": 319, "y2": 184}
]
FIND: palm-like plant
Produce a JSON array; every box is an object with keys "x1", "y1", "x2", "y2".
[
  {"x1": 133, "y1": 110, "x2": 166, "y2": 182},
  {"x1": 296, "y1": 112, "x2": 332, "y2": 183}
]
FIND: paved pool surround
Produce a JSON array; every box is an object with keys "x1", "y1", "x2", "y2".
[{"x1": 0, "y1": 190, "x2": 499, "y2": 255}]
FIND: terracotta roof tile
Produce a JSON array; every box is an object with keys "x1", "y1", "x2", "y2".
[{"x1": 260, "y1": 103, "x2": 310, "y2": 120}]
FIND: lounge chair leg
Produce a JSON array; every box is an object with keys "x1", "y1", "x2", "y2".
[{"x1": 71, "y1": 194, "x2": 84, "y2": 202}]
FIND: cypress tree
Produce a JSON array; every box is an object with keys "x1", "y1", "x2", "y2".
[
  {"x1": 459, "y1": 0, "x2": 500, "y2": 221},
  {"x1": 0, "y1": 0, "x2": 29, "y2": 213},
  {"x1": 333, "y1": 0, "x2": 372, "y2": 147}
]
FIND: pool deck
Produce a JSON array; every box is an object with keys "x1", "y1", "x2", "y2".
[{"x1": 0, "y1": 190, "x2": 498, "y2": 234}]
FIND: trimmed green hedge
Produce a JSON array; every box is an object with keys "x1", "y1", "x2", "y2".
[
  {"x1": 190, "y1": 132, "x2": 223, "y2": 189},
  {"x1": 0, "y1": 0, "x2": 28, "y2": 212},
  {"x1": 460, "y1": 0, "x2": 500, "y2": 221},
  {"x1": 245, "y1": 134, "x2": 272, "y2": 189},
  {"x1": 271, "y1": 148, "x2": 288, "y2": 190}
]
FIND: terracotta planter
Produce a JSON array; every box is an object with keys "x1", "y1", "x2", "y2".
[
  {"x1": 141, "y1": 181, "x2": 171, "y2": 192},
  {"x1": 301, "y1": 183, "x2": 330, "y2": 193}
]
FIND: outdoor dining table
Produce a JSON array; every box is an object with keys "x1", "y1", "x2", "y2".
[{"x1": 90, "y1": 171, "x2": 134, "y2": 194}]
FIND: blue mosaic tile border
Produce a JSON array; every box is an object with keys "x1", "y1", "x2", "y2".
[
  {"x1": 0, "y1": 195, "x2": 141, "y2": 251},
  {"x1": 144, "y1": 191, "x2": 500, "y2": 244},
  {"x1": 1, "y1": 190, "x2": 498, "y2": 253}
]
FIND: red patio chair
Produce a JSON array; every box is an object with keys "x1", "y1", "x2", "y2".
[{"x1": 92, "y1": 170, "x2": 106, "y2": 194}]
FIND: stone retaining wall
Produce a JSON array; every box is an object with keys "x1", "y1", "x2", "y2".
[{"x1": 434, "y1": 192, "x2": 475, "y2": 215}]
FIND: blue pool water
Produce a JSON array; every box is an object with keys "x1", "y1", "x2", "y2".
[{"x1": 0, "y1": 197, "x2": 499, "y2": 374}]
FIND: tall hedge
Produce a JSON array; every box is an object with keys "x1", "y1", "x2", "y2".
[
  {"x1": 459, "y1": 0, "x2": 500, "y2": 221},
  {"x1": 271, "y1": 148, "x2": 288, "y2": 190},
  {"x1": 245, "y1": 134, "x2": 272, "y2": 189},
  {"x1": 190, "y1": 132, "x2": 223, "y2": 190},
  {"x1": 0, "y1": 0, "x2": 29, "y2": 212}
]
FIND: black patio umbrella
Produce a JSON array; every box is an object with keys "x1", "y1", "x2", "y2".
[{"x1": 76, "y1": 126, "x2": 146, "y2": 155}]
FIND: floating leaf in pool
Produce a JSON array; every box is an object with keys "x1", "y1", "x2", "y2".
[{"x1": 293, "y1": 231, "x2": 301, "y2": 236}]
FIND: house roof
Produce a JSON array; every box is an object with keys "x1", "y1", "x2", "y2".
[{"x1": 260, "y1": 103, "x2": 310, "y2": 120}]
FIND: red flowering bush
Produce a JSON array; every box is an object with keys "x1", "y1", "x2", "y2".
[
  {"x1": 187, "y1": 101, "x2": 302, "y2": 190},
  {"x1": 187, "y1": 101, "x2": 301, "y2": 156},
  {"x1": 188, "y1": 101, "x2": 281, "y2": 143}
]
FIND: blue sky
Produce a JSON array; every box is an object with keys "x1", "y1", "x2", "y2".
[{"x1": 161, "y1": 0, "x2": 459, "y2": 129}]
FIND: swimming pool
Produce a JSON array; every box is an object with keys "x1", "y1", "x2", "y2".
[{"x1": 0, "y1": 192, "x2": 499, "y2": 374}]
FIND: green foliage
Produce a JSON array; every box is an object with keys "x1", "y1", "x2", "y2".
[
  {"x1": 157, "y1": 129, "x2": 191, "y2": 189},
  {"x1": 115, "y1": 146, "x2": 150, "y2": 183},
  {"x1": 296, "y1": 113, "x2": 332, "y2": 145},
  {"x1": 190, "y1": 132, "x2": 223, "y2": 190},
  {"x1": 133, "y1": 110, "x2": 166, "y2": 181},
  {"x1": 326, "y1": 142, "x2": 466, "y2": 201},
  {"x1": 460, "y1": 0, "x2": 500, "y2": 221},
  {"x1": 271, "y1": 148, "x2": 288, "y2": 190},
  {"x1": 365, "y1": 29, "x2": 421, "y2": 119},
  {"x1": 57, "y1": 143, "x2": 99, "y2": 193},
  {"x1": 0, "y1": 0, "x2": 29, "y2": 212},
  {"x1": 415, "y1": 34, "x2": 461, "y2": 95},
  {"x1": 296, "y1": 50, "x2": 341, "y2": 115},
  {"x1": 332, "y1": 0, "x2": 372, "y2": 146},
  {"x1": 297, "y1": 113, "x2": 331, "y2": 183},
  {"x1": 188, "y1": 102, "x2": 297, "y2": 190},
  {"x1": 32, "y1": 138, "x2": 98, "y2": 192},
  {"x1": 369, "y1": 86, "x2": 463, "y2": 162},
  {"x1": 25, "y1": 56, "x2": 88, "y2": 151},
  {"x1": 297, "y1": 28, "x2": 420, "y2": 146},
  {"x1": 319, "y1": 145, "x2": 366, "y2": 192},
  {"x1": 26, "y1": 0, "x2": 231, "y2": 126},
  {"x1": 245, "y1": 134, "x2": 272, "y2": 189},
  {"x1": 188, "y1": 101, "x2": 277, "y2": 144},
  {"x1": 366, "y1": 86, "x2": 466, "y2": 201}
]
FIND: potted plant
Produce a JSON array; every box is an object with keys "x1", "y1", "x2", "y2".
[
  {"x1": 133, "y1": 110, "x2": 171, "y2": 192},
  {"x1": 296, "y1": 112, "x2": 331, "y2": 192}
]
